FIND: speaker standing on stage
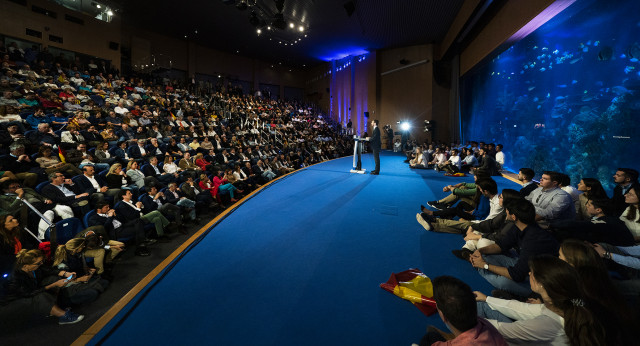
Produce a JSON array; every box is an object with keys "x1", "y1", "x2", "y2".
[{"x1": 369, "y1": 119, "x2": 381, "y2": 175}]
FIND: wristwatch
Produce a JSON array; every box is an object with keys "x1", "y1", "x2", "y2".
[{"x1": 483, "y1": 264, "x2": 489, "y2": 270}]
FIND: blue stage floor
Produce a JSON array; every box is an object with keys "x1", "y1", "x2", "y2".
[{"x1": 90, "y1": 152, "x2": 523, "y2": 345}]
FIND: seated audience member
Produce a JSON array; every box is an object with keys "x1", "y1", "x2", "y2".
[
  {"x1": 29, "y1": 123, "x2": 59, "y2": 147},
  {"x1": 428, "y1": 147, "x2": 447, "y2": 171},
  {"x1": 35, "y1": 145, "x2": 82, "y2": 176},
  {"x1": 472, "y1": 148, "x2": 500, "y2": 176},
  {"x1": 558, "y1": 173, "x2": 580, "y2": 214},
  {"x1": 612, "y1": 168, "x2": 639, "y2": 217},
  {"x1": 41, "y1": 172, "x2": 91, "y2": 216},
  {"x1": 60, "y1": 125, "x2": 85, "y2": 150},
  {"x1": 459, "y1": 148, "x2": 478, "y2": 173},
  {"x1": 253, "y1": 159, "x2": 276, "y2": 182},
  {"x1": 416, "y1": 179, "x2": 501, "y2": 234},
  {"x1": 2, "y1": 249, "x2": 84, "y2": 326},
  {"x1": 3, "y1": 143, "x2": 39, "y2": 187},
  {"x1": 575, "y1": 177, "x2": 608, "y2": 220},
  {"x1": 142, "y1": 156, "x2": 176, "y2": 186},
  {"x1": 452, "y1": 189, "x2": 521, "y2": 261},
  {"x1": 52, "y1": 238, "x2": 110, "y2": 306},
  {"x1": 550, "y1": 197, "x2": 635, "y2": 246},
  {"x1": 178, "y1": 152, "x2": 201, "y2": 172},
  {"x1": 0, "y1": 214, "x2": 23, "y2": 275},
  {"x1": 213, "y1": 171, "x2": 243, "y2": 202},
  {"x1": 125, "y1": 160, "x2": 152, "y2": 189},
  {"x1": 494, "y1": 144, "x2": 504, "y2": 170},
  {"x1": 66, "y1": 143, "x2": 109, "y2": 172},
  {"x1": 139, "y1": 185, "x2": 186, "y2": 234},
  {"x1": 409, "y1": 147, "x2": 427, "y2": 169},
  {"x1": 74, "y1": 165, "x2": 121, "y2": 206},
  {"x1": 559, "y1": 239, "x2": 639, "y2": 323},
  {"x1": 114, "y1": 189, "x2": 170, "y2": 242},
  {"x1": 469, "y1": 198, "x2": 559, "y2": 297},
  {"x1": 88, "y1": 202, "x2": 153, "y2": 257},
  {"x1": 129, "y1": 139, "x2": 148, "y2": 159},
  {"x1": 440, "y1": 149, "x2": 461, "y2": 174},
  {"x1": 181, "y1": 174, "x2": 217, "y2": 209},
  {"x1": 524, "y1": 171, "x2": 574, "y2": 228},
  {"x1": 517, "y1": 168, "x2": 537, "y2": 197},
  {"x1": 0, "y1": 181, "x2": 74, "y2": 239},
  {"x1": 425, "y1": 171, "x2": 491, "y2": 210},
  {"x1": 164, "y1": 182, "x2": 198, "y2": 221},
  {"x1": 416, "y1": 275, "x2": 507, "y2": 346},
  {"x1": 94, "y1": 141, "x2": 116, "y2": 166},
  {"x1": 474, "y1": 255, "x2": 624, "y2": 345},
  {"x1": 619, "y1": 182, "x2": 640, "y2": 242}
]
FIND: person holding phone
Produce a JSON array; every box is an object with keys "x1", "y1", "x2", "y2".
[
  {"x1": 52, "y1": 238, "x2": 110, "y2": 307},
  {"x1": 2, "y1": 249, "x2": 84, "y2": 326}
]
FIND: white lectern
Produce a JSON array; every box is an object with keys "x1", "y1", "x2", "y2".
[{"x1": 350, "y1": 136, "x2": 368, "y2": 174}]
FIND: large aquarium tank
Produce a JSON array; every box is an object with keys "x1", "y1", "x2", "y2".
[{"x1": 461, "y1": 0, "x2": 640, "y2": 190}]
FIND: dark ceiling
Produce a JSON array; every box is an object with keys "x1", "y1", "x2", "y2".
[{"x1": 112, "y1": 0, "x2": 467, "y2": 68}]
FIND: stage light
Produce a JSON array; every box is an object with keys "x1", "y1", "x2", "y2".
[
  {"x1": 257, "y1": 29, "x2": 261, "y2": 34},
  {"x1": 96, "y1": 4, "x2": 101, "y2": 8},
  {"x1": 298, "y1": 26, "x2": 304, "y2": 32},
  {"x1": 290, "y1": 23, "x2": 295, "y2": 29},
  {"x1": 400, "y1": 122, "x2": 411, "y2": 131}
]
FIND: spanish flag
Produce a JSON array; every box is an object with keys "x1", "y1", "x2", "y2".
[
  {"x1": 58, "y1": 146, "x2": 67, "y2": 163},
  {"x1": 380, "y1": 268, "x2": 437, "y2": 316}
]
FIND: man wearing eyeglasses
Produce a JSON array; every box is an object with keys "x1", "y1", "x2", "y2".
[
  {"x1": 1, "y1": 179, "x2": 74, "y2": 239},
  {"x1": 524, "y1": 171, "x2": 575, "y2": 229}
]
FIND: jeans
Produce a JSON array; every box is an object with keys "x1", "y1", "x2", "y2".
[
  {"x1": 218, "y1": 183, "x2": 237, "y2": 199},
  {"x1": 477, "y1": 254, "x2": 532, "y2": 297},
  {"x1": 477, "y1": 301, "x2": 514, "y2": 322}
]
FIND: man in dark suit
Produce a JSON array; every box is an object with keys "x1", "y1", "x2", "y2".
[
  {"x1": 473, "y1": 148, "x2": 500, "y2": 176},
  {"x1": 139, "y1": 185, "x2": 186, "y2": 234},
  {"x1": 74, "y1": 165, "x2": 121, "y2": 206},
  {"x1": 369, "y1": 119, "x2": 381, "y2": 175},
  {"x1": 612, "y1": 168, "x2": 639, "y2": 216},
  {"x1": 114, "y1": 189, "x2": 170, "y2": 242},
  {"x1": 142, "y1": 156, "x2": 177, "y2": 186},
  {"x1": 41, "y1": 172, "x2": 91, "y2": 216},
  {"x1": 87, "y1": 202, "x2": 154, "y2": 256}
]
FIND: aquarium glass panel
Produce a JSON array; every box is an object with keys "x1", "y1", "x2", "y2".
[{"x1": 461, "y1": 0, "x2": 640, "y2": 189}]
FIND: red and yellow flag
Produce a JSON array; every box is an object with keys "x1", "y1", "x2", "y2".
[{"x1": 380, "y1": 268, "x2": 437, "y2": 316}]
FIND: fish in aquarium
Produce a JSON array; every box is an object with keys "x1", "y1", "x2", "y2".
[{"x1": 624, "y1": 66, "x2": 636, "y2": 74}]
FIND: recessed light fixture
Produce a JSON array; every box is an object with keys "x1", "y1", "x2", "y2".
[
  {"x1": 298, "y1": 26, "x2": 304, "y2": 32},
  {"x1": 257, "y1": 29, "x2": 261, "y2": 34}
]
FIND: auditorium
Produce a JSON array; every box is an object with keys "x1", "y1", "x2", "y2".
[{"x1": 1, "y1": 0, "x2": 639, "y2": 345}]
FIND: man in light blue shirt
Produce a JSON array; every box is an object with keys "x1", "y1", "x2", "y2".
[{"x1": 525, "y1": 171, "x2": 575, "y2": 228}]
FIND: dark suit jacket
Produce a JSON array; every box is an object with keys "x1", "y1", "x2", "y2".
[
  {"x1": 74, "y1": 174, "x2": 108, "y2": 194},
  {"x1": 114, "y1": 201, "x2": 143, "y2": 223},
  {"x1": 370, "y1": 127, "x2": 381, "y2": 150},
  {"x1": 164, "y1": 189, "x2": 185, "y2": 204},
  {"x1": 520, "y1": 183, "x2": 538, "y2": 198},
  {"x1": 181, "y1": 183, "x2": 202, "y2": 201},
  {"x1": 145, "y1": 144, "x2": 165, "y2": 157},
  {"x1": 128, "y1": 145, "x2": 146, "y2": 159},
  {"x1": 477, "y1": 155, "x2": 501, "y2": 176},
  {"x1": 41, "y1": 182, "x2": 83, "y2": 204},
  {"x1": 87, "y1": 212, "x2": 117, "y2": 235},
  {"x1": 139, "y1": 193, "x2": 163, "y2": 212},
  {"x1": 142, "y1": 164, "x2": 163, "y2": 178},
  {"x1": 0, "y1": 154, "x2": 39, "y2": 173}
]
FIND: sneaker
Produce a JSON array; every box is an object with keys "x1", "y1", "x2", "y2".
[
  {"x1": 59, "y1": 310, "x2": 84, "y2": 325},
  {"x1": 416, "y1": 213, "x2": 432, "y2": 231},
  {"x1": 452, "y1": 249, "x2": 472, "y2": 261},
  {"x1": 427, "y1": 201, "x2": 444, "y2": 210}
]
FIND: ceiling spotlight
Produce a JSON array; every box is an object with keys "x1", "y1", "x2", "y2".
[
  {"x1": 267, "y1": 26, "x2": 271, "y2": 30},
  {"x1": 218, "y1": 75, "x2": 221, "y2": 78},
  {"x1": 96, "y1": 4, "x2": 101, "y2": 8},
  {"x1": 279, "y1": 41, "x2": 282, "y2": 44},
  {"x1": 289, "y1": 23, "x2": 294, "y2": 29},
  {"x1": 298, "y1": 26, "x2": 304, "y2": 32},
  {"x1": 107, "y1": 9, "x2": 113, "y2": 15},
  {"x1": 257, "y1": 29, "x2": 261, "y2": 34},
  {"x1": 304, "y1": 34, "x2": 307, "y2": 37}
]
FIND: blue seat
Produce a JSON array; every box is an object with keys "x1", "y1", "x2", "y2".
[
  {"x1": 47, "y1": 217, "x2": 83, "y2": 244},
  {"x1": 83, "y1": 209, "x2": 96, "y2": 228},
  {"x1": 35, "y1": 181, "x2": 50, "y2": 194},
  {"x1": 98, "y1": 170, "x2": 108, "y2": 180}
]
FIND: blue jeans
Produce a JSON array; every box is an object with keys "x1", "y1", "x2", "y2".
[
  {"x1": 218, "y1": 183, "x2": 237, "y2": 199},
  {"x1": 477, "y1": 254, "x2": 532, "y2": 297},
  {"x1": 176, "y1": 198, "x2": 196, "y2": 219},
  {"x1": 477, "y1": 301, "x2": 513, "y2": 322}
]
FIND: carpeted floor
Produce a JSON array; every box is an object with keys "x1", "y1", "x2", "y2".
[{"x1": 83, "y1": 151, "x2": 522, "y2": 346}]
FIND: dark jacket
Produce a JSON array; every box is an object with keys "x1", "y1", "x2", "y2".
[
  {"x1": 41, "y1": 183, "x2": 83, "y2": 205},
  {"x1": 73, "y1": 174, "x2": 108, "y2": 194},
  {"x1": 370, "y1": 127, "x2": 381, "y2": 150}
]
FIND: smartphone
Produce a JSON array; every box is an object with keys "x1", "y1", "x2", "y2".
[{"x1": 64, "y1": 274, "x2": 75, "y2": 282}]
